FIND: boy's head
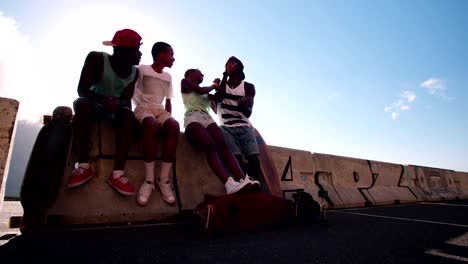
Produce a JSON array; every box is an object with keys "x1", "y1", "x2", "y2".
[
  {"x1": 185, "y1": 69, "x2": 204, "y2": 84},
  {"x1": 225, "y1": 56, "x2": 245, "y2": 80},
  {"x1": 103, "y1": 29, "x2": 142, "y2": 65},
  {"x1": 151, "y1": 42, "x2": 174, "y2": 68}
]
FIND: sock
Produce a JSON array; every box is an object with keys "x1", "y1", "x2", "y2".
[
  {"x1": 145, "y1": 161, "x2": 155, "y2": 183},
  {"x1": 112, "y1": 170, "x2": 124, "y2": 179},
  {"x1": 78, "y1": 163, "x2": 90, "y2": 169},
  {"x1": 159, "y1": 162, "x2": 172, "y2": 183}
]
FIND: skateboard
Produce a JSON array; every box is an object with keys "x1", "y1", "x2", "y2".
[
  {"x1": 17, "y1": 106, "x2": 73, "y2": 233},
  {"x1": 253, "y1": 128, "x2": 283, "y2": 197}
]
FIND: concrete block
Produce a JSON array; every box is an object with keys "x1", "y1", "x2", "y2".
[{"x1": 0, "y1": 97, "x2": 19, "y2": 210}]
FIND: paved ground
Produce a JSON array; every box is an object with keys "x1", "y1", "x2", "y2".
[{"x1": 1, "y1": 200, "x2": 467, "y2": 263}]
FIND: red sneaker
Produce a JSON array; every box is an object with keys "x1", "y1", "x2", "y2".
[
  {"x1": 108, "y1": 174, "x2": 135, "y2": 196},
  {"x1": 68, "y1": 166, "x2": 93, "y2": 188}
]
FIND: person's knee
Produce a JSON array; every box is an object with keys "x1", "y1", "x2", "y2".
[
  {"x1": 142, "y1": 117, "x2": 158, "y2": 135},
  {"x1": 119, "y1": 107, "x2": 135, "y2": 122},
  {"x1": 73, "y1": 98, "x2": 93, "y2": 115},
  {"x1": 164, "y1": 119, "x2": 180, "y2": 134}
]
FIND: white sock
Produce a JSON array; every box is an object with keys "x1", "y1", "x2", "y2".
[
  {"x1": 159, "y1": 162, "x2": 172, "y2": 183},
  {"x1": 78, "y1": 163, "x2": 90, "y2": 169},
  {"x1": 145, "y1": 161, "x2": 155, "y2": 183},
  {"x1": 112, "y1": 170, "x2": 124, "y2": 179}
]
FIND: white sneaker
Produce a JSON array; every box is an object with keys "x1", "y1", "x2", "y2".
[
  {"x1": 137, "y1": 181, "x2": 154, "y2": 206},
  {"x1": 157, "y1": 179, "x2": 176, "y2": 205},
  {"x1": 241, "y1": 176, "x2": 261, "y2": 191},
  {"x1": 225, "y1": 177, "x2": 252, "y2": 194}
]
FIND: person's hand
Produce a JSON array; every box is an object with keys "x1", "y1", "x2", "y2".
[
  {"x1": 100, "y1": 96, "x2": 119, "y2": 112},
  {"x1": 212, "y1": 78, "x2": 221, "y2": 87},
  {"x1": 226, "y1": 62, "x2": 238, "y2": 74}
]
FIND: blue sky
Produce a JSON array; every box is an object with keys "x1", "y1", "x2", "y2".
[{"x1": 1, "y1": 0, "x2": 467, "y2": 171}]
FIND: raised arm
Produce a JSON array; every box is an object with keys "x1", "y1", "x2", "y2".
[
  {"x1": 213, "y1": 72, "x2": 229, "y2": 102},
  {"x1": 181, "y1": 78, "x2": 216, "y2": 94}
]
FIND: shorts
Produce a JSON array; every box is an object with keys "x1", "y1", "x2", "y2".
[
  {"x1": 74, "y1": 100, "x2": 127, "y2": 122},
  {"x1": 134, "y1": 106, "x2": 172, "y2": 126},
  {"x1": 184, "y1": 110, "x2": 216, "y2": 128},
  {"x1": 221, "y1": 126, "x2": 259, "y2": 156}
]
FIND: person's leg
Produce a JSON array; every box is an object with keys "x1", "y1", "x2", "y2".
[
  {"x1": 155, "y1": 117, "x2": 179, "y2": 204},
  {"x1": 246, "y1": 154, "x2": 261, "y2": 181},
  {"x1": 68, "y1": 98, "x2": 95, "y2": 188},
  {"x1": 114, "y1": 107, "x2": 134, "y2": 171},
  {"x1": 108, "y1": 107, "x2": 136, "y2": 196},
  {"x1": 185, "y1": 122, "x2": 230, "y2": 184},
  {"x1": 73, "y1": 98, "x2": 94, "y2": 165},
  {"x1": 136, "y1": 114, "x2": 160, "y2": 205},
  {"x1": 240, "y1": 127, "x2": 261, "y2": 181},
  {"x1": 206, "y1": 123, "x2": 245, "y2": 182}
]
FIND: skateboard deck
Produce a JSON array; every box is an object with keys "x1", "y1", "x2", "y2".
[
  {"x1": 18, "y1": 106, "x2": 73, "y2": 233},
  {"x1": 253, "y1": 128, "x2": 282, "y2": 197}
]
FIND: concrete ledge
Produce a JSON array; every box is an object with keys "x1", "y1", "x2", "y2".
[
  {"x1": 0, "y1": 97, "x2": 19, "y2": 210},
  {"x1": 48, "y1": 120, "x2": 225, "y2": 225}
]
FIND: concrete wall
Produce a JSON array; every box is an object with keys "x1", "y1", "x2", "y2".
[
  {"x1": 12, "y1": 109, "x2": 466, "y2": 224},
  {"x1": 0, "y1": 97, "x2": 19, "y2": 210},
  {"x1": 0, "y1": 96, "x2": 465, "y2": 226}
]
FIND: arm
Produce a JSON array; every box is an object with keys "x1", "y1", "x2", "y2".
[
  {"x1": 213, "y1": 71, "x2": 229, "y2": 102},
  {"x1": 165, "y1": 99, "x2": 172, "y2": 113},
  {"x1": 119, "y1": 68, "x2": 139, "y2": 109},
  {"x1": 181, "y1": 78, "x2": 215, "y2": 94},
  {"x1": 238, "y1": 82, "x2": 255, "y2": 118},
  {"x1": 77, "y1": 51, "x2": 102, "y2": 98}
]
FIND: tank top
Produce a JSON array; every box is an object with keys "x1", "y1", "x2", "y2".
[
  {"x1": 90, "y1": 53, "x2": 137, "y2": 97},
  {"x1": 182, "y1": 92, "x2": 211, "y2": 115},
  {"x1": 217, "y1": 80, "x2": 251, "y2": 127}
]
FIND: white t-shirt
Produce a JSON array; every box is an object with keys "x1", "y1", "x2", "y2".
[{"x1": 132, "y1": 64, "x2": 174, "y2": 109}]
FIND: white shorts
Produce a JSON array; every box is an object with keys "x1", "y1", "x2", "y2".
[
  {"x1": 135, "y1": 106, "x2": 172, "y2": 126},
  {"x1": 184, "y1": 110, "x2": 216, "y2": 128}
]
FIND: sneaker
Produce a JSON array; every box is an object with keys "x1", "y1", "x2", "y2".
[
  {"x1": 225, "y1": 177, "x2": 252, "y2": 194},
  {"x1": 240, "y1": 176, "x2": 261, "y2": 192},
  {"x1": 137, "y1": 181, "x2": 154, "y2": 206},
  {"x1": 108, "y1": 174, "x2": 135, "y2": 196},
  {"x1": 156, "y1": 179, "x2": 176, "y2": 205},
  {"x1": 68, "y1": 166, "x2": 93, "y2": 188}
]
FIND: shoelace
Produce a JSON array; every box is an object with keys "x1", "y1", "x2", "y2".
[
  {"x1": 140, "y1": 182, "x2": 153, "y2": 195},
  {"x1": 74, "y1": 166, "x2": 85, "y2": 175},
  {"x1": 117, "y1": 176, "x2": 129, "y2": 184}
]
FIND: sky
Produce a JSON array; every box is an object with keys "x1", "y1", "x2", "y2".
[{"x1": 0, "y1": 0, "x2": 467, "y2": 172}]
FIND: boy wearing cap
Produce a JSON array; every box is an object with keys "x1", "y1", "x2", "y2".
[
  {"x1": 213, "y1": 56, "x2": 262, "y2": 188},
  {"x1": 132, "y1": 42, "x2": 180, "y2": 206},
  {"x1": 68, "y1": 29, "x2": 142, "y2": 196}
]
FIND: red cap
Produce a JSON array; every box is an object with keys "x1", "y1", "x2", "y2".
[{"x1": 102, "y1": 29, "x2": 142, "y2": 48}]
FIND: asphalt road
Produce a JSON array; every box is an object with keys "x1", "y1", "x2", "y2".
[{"x1": 1, "y1": 200, "x2": 467, "y2": 263}]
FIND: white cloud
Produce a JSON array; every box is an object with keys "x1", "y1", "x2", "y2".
[
  {"x1": 420, "y1": 78, "x2": 453, "y2": 100},
  {"x1": 0, "y1": 12, "x2": 43, "y2": 121},
  {"x1": 384, "y1": 90, "x2": 416, "y2": 120},
  {"x1": 401, "y1": 91, "x2": 416, "y2": 102},
  {"x1": 401, "y1": 105, "x2": 410, "y2": 111}
]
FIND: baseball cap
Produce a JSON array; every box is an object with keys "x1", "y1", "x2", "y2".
[{"x1": 102, "y1": 29, "x2": 142, "y2": 48}]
